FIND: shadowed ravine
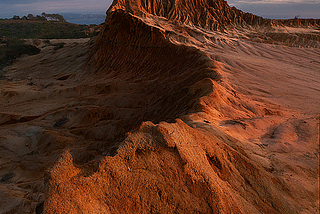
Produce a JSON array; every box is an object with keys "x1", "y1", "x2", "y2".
[{"x1": 0, "y1": 0, "x2": 319, "y2": 213}]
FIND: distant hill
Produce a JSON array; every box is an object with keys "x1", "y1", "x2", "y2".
[
  {"x1": 0, "y1": 13, "x2": 103, "y2": 39},
  {"x1": 0, "y1": 20, "x2": 102, "y2": 39}
]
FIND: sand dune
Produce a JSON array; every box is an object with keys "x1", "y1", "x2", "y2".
[{"x1": 0, "y1": 0, "x2": 319, "y2": 213}]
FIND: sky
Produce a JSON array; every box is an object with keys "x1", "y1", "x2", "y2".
[
  {"x1": 0, "y1": 0, "x2": 112, "y2": 18},
  {"x1": 227, "y1": 0, "x2": 320, "y2": 19},
  {"x1": 0, "y1": 0, "x2": 319, "y2": 19}
]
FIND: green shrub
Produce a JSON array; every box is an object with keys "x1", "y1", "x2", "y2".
[
  {"x1": 0, "y1": 20, "x2": 101, "y2": 39},
  {"x1": 0, "y1": 38, "x2": 40, "y2": 70},
  {"x1": 53, "y1": 42, "x2": 65, "y2": 50}
]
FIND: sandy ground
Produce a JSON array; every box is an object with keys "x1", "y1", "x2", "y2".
[{"x1": 0, "y1": 11, "x2": 319, "y2": 214}]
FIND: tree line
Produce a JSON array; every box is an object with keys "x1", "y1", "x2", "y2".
[{"x1": 9, "y1": 13, "x2": 66, "y2": 22}]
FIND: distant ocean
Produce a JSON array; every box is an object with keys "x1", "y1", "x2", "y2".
[{"x1": 67, "y1": 18, "x2": 105, "y2": 25}]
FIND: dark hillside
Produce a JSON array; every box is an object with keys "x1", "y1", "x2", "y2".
[{"x1": 0, "y1": 19, "x2": 101, "y2": 39}]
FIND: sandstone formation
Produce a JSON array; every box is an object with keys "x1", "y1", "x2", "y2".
[
  {"x1": 0, "y1": 0, "x2": 319, "y2": 213},
  {"x1": 108, "y1": 0, "x2": 272, "y2": 30}
]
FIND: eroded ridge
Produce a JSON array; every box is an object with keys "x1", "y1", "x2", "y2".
[{"x1": 0, "y1": 0, "x2": 319, "y2": 213}]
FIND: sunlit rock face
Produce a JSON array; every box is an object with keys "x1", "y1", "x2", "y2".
[
  {"x1": 0, "y1": 0, "x2": 319, "y2": 213},
  {"x1": 108, "y1": 0, "x2": 272, "y2": 30}
]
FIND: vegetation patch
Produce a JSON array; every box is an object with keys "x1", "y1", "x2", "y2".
[
  {"x1": 0, "y1": 13, "x2": 102, "y2": 39},
  {"x1": 53, "y1": 42, "x2": 65, "y2": 50},
  {"x1": 0, "y1": 38, "x2": 40, "y2": 71}
]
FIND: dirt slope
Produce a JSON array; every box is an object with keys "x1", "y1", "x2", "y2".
[{"x1": 0, "y1": 0, "x2": 319, "y2": 213}]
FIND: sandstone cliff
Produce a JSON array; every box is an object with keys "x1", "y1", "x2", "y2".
[{"x1": 0, "y1": 1, "x2": 319, "y2": 213}]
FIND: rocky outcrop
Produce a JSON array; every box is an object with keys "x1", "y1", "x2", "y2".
[
  {"x1": 45, "y1": 119, "x2": 298, "y2": 213},
  {"x1": 108, "y1": 0, "x2": 272, "y2": 31},
  {"x1": 42, "y1": 2, "x2": 319, "y2": 213},
  {"x1": 1, "y1": 0, "x2": 319, "y2": 213}
]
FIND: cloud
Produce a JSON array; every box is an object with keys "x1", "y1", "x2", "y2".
[
  {"x1": 0, "y1": 0, "x2": 319, "y2": 19},
  {"x1": 227, "y1": 0, "x2": 320, "y2": 18},
  {"x1": 233, "y1": 0, "x2": 319, "y2": 4},
  {"x1": 0, "y1": 0, "x2": 42, "y2": 4}
]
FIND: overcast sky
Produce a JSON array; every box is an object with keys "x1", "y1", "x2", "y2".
[
  {"x1": 0, "y1": 0, "x2": 319, "y2": 19},
  {"x1": 0, "y1": 0, "x2": 112, "y2": 18},
  {"x1": 228, "y1": 0, "x2": 320, "y2": 19}
]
